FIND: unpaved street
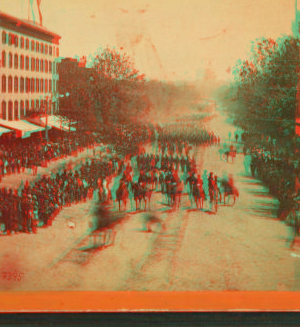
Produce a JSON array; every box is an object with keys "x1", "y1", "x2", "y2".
[{"x1": 0, "y1": 102, "x2": 297, "y2": 291}]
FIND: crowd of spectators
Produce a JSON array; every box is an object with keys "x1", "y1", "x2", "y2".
[
  {"x1": 0, "y1": 119, "x2": 163, "y2": 235},
  {"x1": 242, "y1": 132, "x2": 300, "y2": 220},
  {"x1": 0, "y1": 155, "x2": 123, "y2": 235},
  {"x1": 0, "y1": 133, "x2": 102, "y2": 181}
]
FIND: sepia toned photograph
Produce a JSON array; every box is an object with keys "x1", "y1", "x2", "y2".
[{"x1": 1, "y1": 0, "x2": 300, "y2": 311}]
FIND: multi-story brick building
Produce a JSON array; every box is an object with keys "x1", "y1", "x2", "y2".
[{"x1": 0, "y1": 11, "x2": 60, "y2": 126}]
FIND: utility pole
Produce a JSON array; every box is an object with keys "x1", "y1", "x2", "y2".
[{"x1": 45, "y1": 97, "x2": 48, "y2": 142}]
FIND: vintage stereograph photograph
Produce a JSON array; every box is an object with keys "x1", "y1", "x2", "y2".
[{"x1": 1, "y1": 0, "x2": 300, "y2": 312}]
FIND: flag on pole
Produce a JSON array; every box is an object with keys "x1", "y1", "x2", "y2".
[
  {"x1": 29, "y1": 0, "x2": 35, "y2": 23},
  {"x1": 37, "y1": 0, "x2": 42, "y2": 26}
]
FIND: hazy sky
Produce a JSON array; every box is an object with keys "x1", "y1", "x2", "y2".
[{"x1": 0, "y1": 0, "x2": 296, "y2": 81}]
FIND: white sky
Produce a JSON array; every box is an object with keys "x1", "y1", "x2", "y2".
[{"x1": 0, "y1": 0, "x2": 296, "y2": 81}]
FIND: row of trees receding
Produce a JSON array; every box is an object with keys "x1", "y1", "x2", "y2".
[{"x1": 216, "y1": 35, "x2": 299, "y2": 147}]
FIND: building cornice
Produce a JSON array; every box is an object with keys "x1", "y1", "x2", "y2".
[{"x1": 0, "y1": 11, "x2": 61, "y2": 44}]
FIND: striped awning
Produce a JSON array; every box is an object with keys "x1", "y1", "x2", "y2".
[
  {"x1": 0, "y1": 126, "x2": 12, "y2": 136},
  {"x1": 0, "y1": 119, "x2": 46, "y2": 138}
]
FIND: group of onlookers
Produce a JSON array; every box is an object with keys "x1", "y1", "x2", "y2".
[
  {"x1": 0, "y1": 155, "x2": 121, "y2": 235},
  {"x1": 243, "y1": 133, "x2": 300, "y2": 220},
  {"x1": 0, "y1": 133, "x2": 102, "y2": 180}
]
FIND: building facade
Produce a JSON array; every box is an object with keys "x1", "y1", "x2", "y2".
[
  {"x1": 58, "y1": 57, "x2": 94, "y2": 130},
  {"x1": 0, "y1": 11, "x2": 61, "y2": 121}
]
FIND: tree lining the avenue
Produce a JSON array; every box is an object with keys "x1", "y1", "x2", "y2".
[
  {"x1": 58, "y1": 46, "x2": 203, "y2": 131},
  {"x1": 58, "y1": 46, "x2": 151, "y2": 130},
  {"x1": 221, "y1": 35, "x2": 298, "y2": 145}
]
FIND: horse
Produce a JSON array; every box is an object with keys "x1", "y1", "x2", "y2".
[
  {"x1": 153, "y1": 169, "x2": 160, "y2": 189},
  {"x1": 144, "y1": 184, "x2": 156, "y2": 211},
  {"x1": 135, "y1": 181, "x2": 155, "y2": 211},
  {"x1": 164, "y1": 174, "x2": 173, "y2": 205},
  {"x1": 185, "y1": 173, "x2": 196, "y2": 207},
  {"x1": 208, "y1": 183, "x2": 219, "y2": 212},
  {"x1": 145, "y1": 169, "x2": 158, "y2": 190},
  {"x1": 169, "y1": 176, "x2": 184, "y2": 210},
  {"x1": 222, "y1": 149, "x2": 237, "y2": 163},
  {"x1": 98, "y1": 182, "x2": 111, "y2": 204},
  {"x1": 116, "y1": 181, "x2": 129, "y2": 211},
  {"x1": 159, "y1": 170, "x2": 166, "y2": 192},
  {"x1": 191, "y1": 179, "x2": 205, "y2": 210},
  {"x1": 220, "y1": 179, "x2": 239, "y2": 205},
  {"x1": 131, "y1": 182, "x2": 146, "y2": 211},
  {"x1": 89, "y1": 203, "x2": 124, "y2": 247}
]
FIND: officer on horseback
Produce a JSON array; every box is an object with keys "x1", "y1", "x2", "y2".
[{"x1": 138, "y1": 170, "x2": 148, "y2": 187}]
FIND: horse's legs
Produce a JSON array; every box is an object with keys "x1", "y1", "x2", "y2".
[
  {"x1": 119, "y1": 200, "x2": 121, "y2": 211},
  {"x1": 146, "y1": 221, "x2": 152, "y2": 232},
  {"x1": 177, "y1": 193, "x2": 181, "y2": 210},
  {"x1": 101, "y1": 231, "x2": 106, "y2": 245},
  {"x1": 135, "y1": 199, "x2": 138, "y2": 211},
  {"x1": 108, "y1": 229, "x2": 117, "y2": 246}
]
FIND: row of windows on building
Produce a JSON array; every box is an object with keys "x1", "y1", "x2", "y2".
[
  {"x1": 2, "y1": 31, "x2": 59, "y2": 57},
  {"x1": 1, "y1": 99, "x2": 52, "y2": 121},
  {"x1": 1, "y1": 51, "x2": 57, "y2": 73},
  {"x1": 2, "y1": 75, "x2": 55, "y2": 93}
]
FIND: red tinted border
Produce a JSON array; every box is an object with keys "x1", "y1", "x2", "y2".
[{"x1": 1, "y1": 292, "x2": 300, "y2": 312}]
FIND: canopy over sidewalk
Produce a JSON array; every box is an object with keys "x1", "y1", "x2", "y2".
[
  {"x1": 33, "y1": 115, "x2": 76, "y2": 132},
  {"x1": 0, "y1": 126, "x2": 13, "y2": 137},
  {"x1": 0, "y1": 119, "x2": 46, "y2": 138}
]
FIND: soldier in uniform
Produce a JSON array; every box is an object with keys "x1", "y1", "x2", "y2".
[
  {"x1": 250, "y1": 149, "x2": 258, "y2": 177},
  {"x1": 21, "y1": 194, "x2": 28, "y2": 232},
  {"x1": 32, "y1": 195, "x2": 39, "y2": 233},
  {"x1": 26, "y1": 194, "x2": 34, "y2": 233}
]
